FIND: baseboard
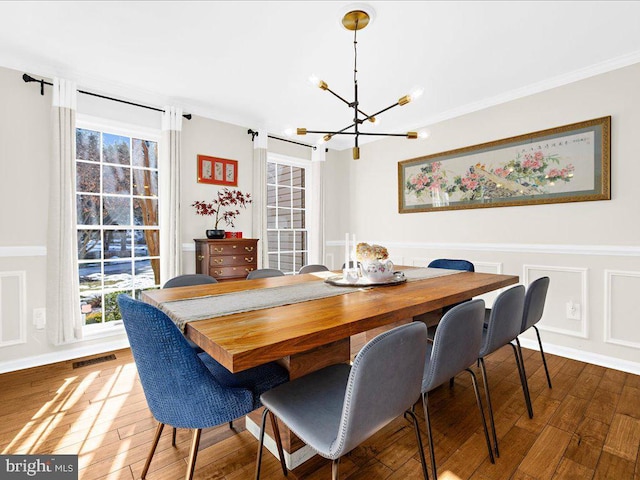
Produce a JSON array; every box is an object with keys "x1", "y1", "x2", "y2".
[
  {"x1": 518, "y1": 337, "x2": 640, "y2": 376},
  {"x1": 0, "y1": 337, "x2": 130, "y2": 374}
]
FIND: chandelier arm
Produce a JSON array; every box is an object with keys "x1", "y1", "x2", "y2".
[
  {"x1": 366, "y1": 101, "x2": 402, "y2": 120},
  {"x1": 324, "y1": 87, "x2": 352, "y2": 108},
  {"x1": 357, "y1": 132, "x2": 410, "y2": 137}
]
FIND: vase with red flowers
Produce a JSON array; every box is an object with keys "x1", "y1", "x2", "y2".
[{"x1": 192, "y1": 188, "x2": 252, "y2": 239}]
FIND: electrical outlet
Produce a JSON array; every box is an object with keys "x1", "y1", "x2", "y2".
[
  {"x1": 566, "y1": 301, "x2": 581, "y2": 320},
  {"x1": 33, "y1": 308, "x2": 46, "y2": 329}
]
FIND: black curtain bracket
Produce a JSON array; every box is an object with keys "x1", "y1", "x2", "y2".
[
  {"x1": 248, "y1": 128, "x2": 324, "y2": 150},
  {"x1": 22, "y1": 73, "x2": 191, "y2": 120}
]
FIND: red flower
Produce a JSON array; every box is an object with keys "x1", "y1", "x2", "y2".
[{"x1": 192, "y1": 188, "x2": 252, "y2": 229}]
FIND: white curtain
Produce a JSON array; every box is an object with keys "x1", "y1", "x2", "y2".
[
  {"x1": 47, "y1": 77, "x2": 83, "y2": 345},
  {"x1": 252, "y1": 129, "x2": 268, "y2": 268},
  {"x1": 159, "y1": 107, "x2": 183, "y2": 284},
  {"x1": 310, "y1": 149, "x2": 326, "y2": 264}
]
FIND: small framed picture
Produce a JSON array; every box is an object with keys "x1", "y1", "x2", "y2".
[{"x1": 197, "y1": 155, "x2": 238, "y2": 186}]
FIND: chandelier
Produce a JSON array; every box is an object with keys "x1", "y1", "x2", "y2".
[{"x1": 296, "y1": 7, "x2": 423, "y2": 160}]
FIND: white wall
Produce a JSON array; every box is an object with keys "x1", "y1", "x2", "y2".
[{"x1": 325, "y1": 62, "x2": 640, "y2": 371}]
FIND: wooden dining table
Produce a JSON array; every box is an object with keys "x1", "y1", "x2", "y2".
[{"x1": 141, "y1": 266, "x2": 518, "y2": 475}]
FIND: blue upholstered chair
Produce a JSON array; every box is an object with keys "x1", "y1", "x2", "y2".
[
  {"x1": 477, "y1": 285, "x2": 527, "y2": 457},
  {"x1": 163, "y1": 274, "x2": 218, "y2": 354},
  {"x1": 117, "y1": 294, "x2": 288, "y2": 480},
  {"x1": 518, "y1": 277, "x2": 552, "y2": 389},
  {"x1": 255, "y1": 322, "x2": 430, "y2": 480},
  {"x1": 420, "y1": 299, "x2": 494, "y2": 479},
  {"x1": 298, "y1": 264, "x2": 329, "y2": 274},
  {"x1": 427, "y1": 258, "x2": 475, "y2": 272},
  {"x1": 246, "y1": 268, "x2": 285, "y2": 279}
]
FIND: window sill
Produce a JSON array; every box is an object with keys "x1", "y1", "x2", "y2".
[{"x1": 82, "y1": 321, "x2": 126, "y2": 341}]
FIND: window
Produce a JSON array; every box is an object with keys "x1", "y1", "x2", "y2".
[
  {"x1": 266, "y1": 155, "x2": 310, "y2": 274},
  {"x1": 75, "y1": 122, "x2": 161, "y2": 328}
]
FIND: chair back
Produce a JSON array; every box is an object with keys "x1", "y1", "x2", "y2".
[
  {"x1": 422, "y1": 299, "x2": 485, "y2": 392},
  {"x1": 298, "y1": 264, "x2": 329, "y2": 274},
  {"x1": 246, "y1": 268, "x2": 285, "y2": 279},
  {"x1": 479, "y1": 285, "x2": 525, "y2": 357},
  {"x1": 163, "y1": 274, "x2": 218, "y2": 288},
  {"x1": 428, "y1": 258, "x2": 475, "y2": 272},
  {"x1": 331, "y1": 322, "x2": 428, "y2": 457},
  {"x1": 521, "y1": 276, "x2": 550, "y2": 333},
  {"x1": 117, "y1": 294, "x2": 252, "y2": 428}
]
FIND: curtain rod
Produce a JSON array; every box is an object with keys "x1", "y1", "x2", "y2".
[
  {"x1": 247, "y1": 129, "x2": 328, "y2": 152},
  {"x1": 22, "y1": 73, "x2": 192, "y2": 120}
]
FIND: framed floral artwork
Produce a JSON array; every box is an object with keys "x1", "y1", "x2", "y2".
[
  {"x1": 197, "y1": 155, "x2": 238, "y2": 186},
  {"x1": 398, "y1": 116, "x2": 610, "y2": 213}
]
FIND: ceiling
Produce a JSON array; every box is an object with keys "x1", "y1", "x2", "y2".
[{"x1": 2, "y1": 1, "x2": 640, "y2": 150}]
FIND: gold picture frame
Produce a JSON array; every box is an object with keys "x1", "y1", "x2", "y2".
[{"x1": 398, "y1": 116, "x2": 611, "y2": 213}]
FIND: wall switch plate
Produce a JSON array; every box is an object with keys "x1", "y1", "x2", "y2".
[
  {"x1": 33, "y1": 308, "x2": 46, "y2": 329},
  {"x1": 566, "y1": 301, "x2": 581, "y2": 320}
]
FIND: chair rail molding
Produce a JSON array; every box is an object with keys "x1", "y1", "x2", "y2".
[{"x1": 0, "y1": 246, "x2": 47, "y2": 257}]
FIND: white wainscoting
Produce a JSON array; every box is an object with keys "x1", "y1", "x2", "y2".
[
  {"x1": 604, "y1": 270, "x2": 640, "y2": 350},
  {"x1": 0, "y1": 270, "x2": 27, "y2": 347}
]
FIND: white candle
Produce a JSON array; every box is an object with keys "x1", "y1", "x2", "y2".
[
  {"x1": 352, "y1": 234, "x2": 356, "y2": 268},
  {"x1": 345, "y1": 233, "x2": 349, "y2": 271}
]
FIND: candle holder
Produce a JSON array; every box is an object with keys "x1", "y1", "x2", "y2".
[{"x1": 342, "y1": 267, "x2": 359, "y2": 284}]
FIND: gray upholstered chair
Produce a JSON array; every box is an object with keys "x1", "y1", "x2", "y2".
[
  {"x1": 518, "y1": 277, "x2": 552, "y2": 389},
  {"x1": 298, "y1": 264, "x2": 329, "y2": 274},
  {"x1": 420, "y1": 299, "x2": 494, "y2": 479},
  {"x1": 478, "y1": 285, "x2": 527, "y2": 458},
  {"x1": 246, "y1": 268, "x2": 285, "y2": 279},
  {"x1": 163, "y1": 273, "x2": 218, "y2": 289},
  {"x1": 255, "y1": 322, "x2": 430, "y2": 480}
]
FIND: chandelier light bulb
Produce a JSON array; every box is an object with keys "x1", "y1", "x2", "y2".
[
  {"x1": 410, "y1": 87, "x2": 424, "y2": 101},
  {"x1": 283, "y1": 128, "x2": 294, "y2": 137},
  {"x1": 308, "y1": 74, "x2": 320, "y2": 87},
  {"x1": 368, "y1": 116, "x2": 379, "y2": 126},
  {"x1": 418, "y1": 130, "x2": 431, "y2": 139}
]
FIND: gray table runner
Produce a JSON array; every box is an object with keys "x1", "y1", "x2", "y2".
[{"x1": 158, "y1": 267, "x2": 461, "y2": 331}]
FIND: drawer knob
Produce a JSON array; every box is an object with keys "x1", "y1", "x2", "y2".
[
  {"x1": 245, "y1": 257, "x2": 254, "y2": 263},
  {"x1": 245, "y1": 246, "x2": 254, "y2": 252}
]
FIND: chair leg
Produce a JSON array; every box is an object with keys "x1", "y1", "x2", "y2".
[
  {"x1": 422, "y1": 392, "x2": 438, "y2": 480},
  {"x1": 478, "y1": 358, "x2": 499, "y2": 458},
  {"x1": 184, "y1": 429, "x2": 202, "y2": 480},
  {"x1": 465, "y1": 368, "x2": 495, "y2": 465},
  {"x1": 270, "y1": 411, "x2": 288, "y2": 477},
  {"x1": 332, "y1": 458, "x2": 340, "y2": 480},
  {"x1": 141, "y1": 422, "x2": 164, "y2": 479},
  {"x1": 512, "y1": 340, "x2": 534, "y2": 418},
  {"x1": 406, "y1": 409, "x2": 429, "y2": 480},
  {"x1": 229, "y1": 420, "x2": 234, "y2": 430},
  {"x1": 255, "y1": 408, "x2": 270, "y2": 480},
  {"x1": 172, "y1": 427, "x2": 177, "y2": 447},
  {"x1": 533, "y1": 326, "x2": 553, "y2": 389}
]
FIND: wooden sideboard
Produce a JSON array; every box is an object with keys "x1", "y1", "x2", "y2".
[{"x1": 194, "y1": 238, "x2": 259, "y2": 281}]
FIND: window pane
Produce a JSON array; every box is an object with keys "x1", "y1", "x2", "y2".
[
  {"x1": 103, "y1": 260, "x2": 133, "y2": 292},
  {"x1": 104, "y1": 230, "x2": 131, "y2": 259},
  {"x1": 278, "y1": 186, "x2": 291, "y2": 207},
  {"x1": 277, "y1": 208, "x2": 291, "y2": 228},
  {"x1": 292, "y1": 188, "x2": 305, "y2": 208},
  {"x1": 277, "y1": 165, "x2": 291, "y2": 185},
  {"x1": 279, "y1": 231, "x2": 294, "y2": 251},
  {"x1": 79, "y1": 262, "x2": 102, "y2": 292},
  {"x1": 132, "y1": 139, "x2": 158, "y2": 169},
  {"x1": 280, "y1": 253, "x2": 294, "y2": 274},
  {"x1": 103, "y1": 165, "x2": 130, "y2": 194},
  {"x1": 76, "y1": 129, "x2": 100, "y2": 162},
  {"x1": 267, "y1": 231, "x2": 278, "y2": 252},
  {"x1": 103, "y1": 287, "x2": 128, "y2": 323},
  {"x1": 134, "y1": 198, "x2": 158, "y2": 226},
  {"x1": 135, "y1": 229, "x2": 160, "y2": 257},
  {"x1": 267, "y1": 184, "x2": 276, "y2": 206},
  {"x1": 78, "y1": 230, "x2": 101, "y2": 260},
  {"x1": 103, "y1": 196, "x2": 131, "y2": 225},
  {"x1": 292, "y1": 167, "x2": 305, "y2": 188},
  {"x1": 267, "y1": 207, "x2": 276, "y2": 229},
  {"x1": 132, "y1": 168, "x2": 158, "y2": 196},
  {"x1": 267, "y1": 162, "x2": 276, "y2": 185},
  {"x1": 268, "y1": 253, "x2": 279, "y2": 270},
  {"x1": 295, "y1": 252, "x2": 307, "y2": 272},
  {"x1": 293, "y1": 210, "x2": 305, "y2": 228},
  {"x1": 80, "y1": 291, "x2": 102, "y2": 325},
  {"x1": 135, "y1": 259, "x2": 158, "y2": 289},
  {"x1": 103, "y1": 133, "x2": 130, "y2": 165},
  {"x1": 295, "y1": 231, "x2": 307, "y2": 251},
  {"x1": 77, "y1": 195, "x2": 100, "y2": 225},
  {"x1": 76, "y1": 162, "x2": 100, "y2": 193}
]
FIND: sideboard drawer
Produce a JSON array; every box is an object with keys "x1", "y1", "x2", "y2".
[
  {"x1": 209, "y1": 254, "x2": 257, "y2": 267},
  {"x1": 195, "y1": 238, "x2": 259, "y2": 282}
]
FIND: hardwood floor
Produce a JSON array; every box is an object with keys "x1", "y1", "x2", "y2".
[{"x1": 1, "y1": 345, "x2": 639, "y2": 480}]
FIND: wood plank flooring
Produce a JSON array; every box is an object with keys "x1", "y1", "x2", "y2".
[{"x1": 1, "y1": 345, "x2": 639, "y2": 480}]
